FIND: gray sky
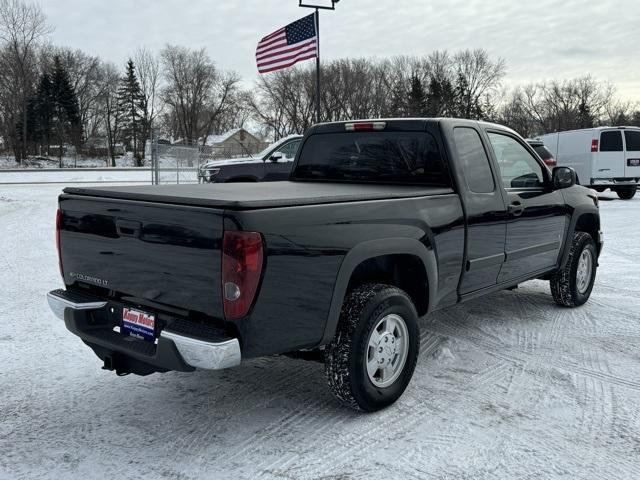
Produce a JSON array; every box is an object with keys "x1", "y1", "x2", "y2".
[{"x1": 43, "y1": 0, "x2": 639, "y2": 101}]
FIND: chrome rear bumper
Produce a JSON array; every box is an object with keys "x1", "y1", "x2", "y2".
[
  {"x1": 47, "y1": 291, "x2": 107, "y2": 320},
  {"x1": 47, "y1": 289, "x2": 241, "y2": 372}
]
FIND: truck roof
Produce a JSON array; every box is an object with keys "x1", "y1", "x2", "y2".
[{"x1": 306, "y1": 118, "x2": 517, "y2": 136}]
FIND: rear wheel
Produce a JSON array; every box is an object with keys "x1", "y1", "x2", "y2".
[
  {"x1": 324, "y1": 284, "x2": 420, "y2": 412},
  {"x1": 616, "y1": 186, "x2": 637, "y2": 200},
  {"x1": 550, "y1": 232, "x2": 597, "y2": 307}
]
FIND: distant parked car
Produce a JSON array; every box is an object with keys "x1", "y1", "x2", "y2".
[
  {"x1": 536, "y1": 127, "x2": 640, "y2": 200},
  {"x1": 527, "y1": 139, "x2": 557, "y2": 168},
  {"x1": 198, "y1": 135, "x2": 302, "y2": 183}
]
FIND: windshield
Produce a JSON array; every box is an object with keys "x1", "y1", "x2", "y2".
[{"x1": 293, "y1": 132, "x2": 450, "y2": 186}]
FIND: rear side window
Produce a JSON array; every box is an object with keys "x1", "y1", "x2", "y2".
[
  {"x1": 454, "y1": 127, "x2": 495, "y2": 193},
  {"x1": 294, "y1": 132, "x2": 450, "y2": 186},
  {"x1": 625, "y1": 131, "x2": 640, "y2": 152},
  {"x1": 600, "y1": 131, "x2": 623, "y2": 152}
]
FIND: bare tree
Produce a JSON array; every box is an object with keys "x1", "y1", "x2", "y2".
[
  {"x1": 497, "y1": 87, "x2": 538, "y2": 137},
  {"x1": 96, "y1": 62, "x2": 121, "y2": 166},
  {"x1": 453, "y1": 49, "x2": 506, "y2": 119},
  {"x1": 0, "y1": 0, "x2": 51, "y2": 161},
  {"x1": 133, "y1": 47, "x2": 161, "y2": 158},
  {"x1": 160, "y1": 45, "x2": 240, "y2": 143},
  {"x1": 250, "y1": 68, "x2": 315, "y2": 140},
  {"x1": 497, "y1": 76, "x2": 619, "y2": 136},
  {"x1": 604, "y1": 99, "x2": 635, "y2": 126}
]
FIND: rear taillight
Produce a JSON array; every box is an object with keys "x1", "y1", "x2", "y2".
[
  {"x1": 221, "y1": 231, "x2": 264, "y2": 320},
  {"x1": 591, "y1": 139, "x2": 599, "y2": 152},
  {"x1": 544, "y1": 157, "x2": 557, "y2": 167},
  {"x1": 55, "y1": 209, "x2": 63, "y2": 278}
]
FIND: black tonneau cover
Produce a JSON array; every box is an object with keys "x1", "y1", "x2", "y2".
[{"x1": 63, "y1": 181, "x2": 453, "y2": 210}]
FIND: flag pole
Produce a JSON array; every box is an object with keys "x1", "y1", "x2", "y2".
[
  {"x1": 299, "y1": 1, "x2": 338, "y2": 124},
  {"x1": 315, "y1": 8, "x2": 321, "y2": 124}
]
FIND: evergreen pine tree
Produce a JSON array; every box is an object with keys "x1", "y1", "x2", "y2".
[
  {"x1": 388, "y1": 80, "x2": 407, "y2": 117},
  {"x1": 454, "y1": 73, "x2": 483, "y2": 120},
  {"x1": 32, "y1": 73, "x2": 54, "y2": 154},
  {"x1": 50, "y1": 56, "x2": 82, "y2": 166},
  {"x1": 16, "y1": 74, "x2": 53, "y2": 156},
  {"x1": 117, "y1": 60, "x2": 145, "y2": 165},
  {"x1": 407, "y1": 75, "x2": 427, "y2": 117},
  {"x1": 425, "y1": 76, "x2": 455, "y2": 117}
]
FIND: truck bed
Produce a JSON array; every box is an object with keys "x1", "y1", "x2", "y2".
[{"x1": 63, "y1": 182, "x2": 453, "y2": 209}]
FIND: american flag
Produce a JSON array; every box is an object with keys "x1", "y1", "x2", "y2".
[{"x1": 256, "y1": 13, "x2": 318, "y2": 74}]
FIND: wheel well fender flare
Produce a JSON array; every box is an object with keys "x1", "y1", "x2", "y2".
[
  {"x1": 560, "y1": 207, "x2": 601, "y2": 267},
  {"x1": 318, "y1": 238, "x2": 438, "y2": 346}
]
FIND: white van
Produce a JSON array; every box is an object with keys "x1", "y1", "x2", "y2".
[{"x1": 536, "y1": 127, "x2": 640, "y2": 200}]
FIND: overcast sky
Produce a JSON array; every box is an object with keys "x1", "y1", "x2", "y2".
[{"x1": 43, "y1": 0, "x2": 639, "y2": 101}]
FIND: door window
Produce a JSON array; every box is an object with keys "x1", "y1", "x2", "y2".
[
  {"x1": 277, "y1": 140, "x2": 301, "y2": 160},
  {"x1": 624, "y1": 131, "x2": 640, "y2": 152},
  {"x1": 487, "y1": 132, "x2": 545, "y2": 189},
  {"x1": 600, "y1": 131, "x2": 623, "y2": 152},
  {"x1": 454, "y1": 127, "x2": 495, "y2": 193}
]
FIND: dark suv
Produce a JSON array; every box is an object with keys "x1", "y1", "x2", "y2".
[
  {"x1": 198, "y1": 135, "x2": 302, "y2": 183},
  {"x1": 527, "y1": 139, "x2": 557, "y2": 167}
]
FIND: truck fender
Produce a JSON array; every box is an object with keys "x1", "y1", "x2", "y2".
[
  {"x1": 318, "y1": 238, "x2": 438, "y2": 346},
  {"x1": 559, "y1": 205, "x2": 601, "y2": 268}
]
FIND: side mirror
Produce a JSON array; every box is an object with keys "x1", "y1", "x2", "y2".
[
  {"x1": 552, "y1": 166, "x2": 577, "y2": 190},
  {"x1": 269, "y1": 152, "x2": 284, "y2": 163}
]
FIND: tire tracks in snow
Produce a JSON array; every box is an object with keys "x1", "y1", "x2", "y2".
[{"x1": 259, "y1": 328, "x2": 455, "y2": 479}]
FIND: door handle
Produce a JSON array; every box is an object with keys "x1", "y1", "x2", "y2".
[{"x1": 508, "y1": 202, "x2": 525, "y2": 217}]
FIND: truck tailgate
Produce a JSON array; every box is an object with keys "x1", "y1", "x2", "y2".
[{"x1": 58, "y1": 194, "x2": 224, "y2": 318}]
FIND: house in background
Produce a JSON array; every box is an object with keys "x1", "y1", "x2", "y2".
[{"x1": 201, "y1": 128, "x2": 268, "y2": 159}]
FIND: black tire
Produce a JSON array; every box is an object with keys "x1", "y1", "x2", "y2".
[
  {"x1": 616, "y1": 186, "x2": 637, "y2": 200},
  {"x1": 550, "y1": 232, "x2": 597, "y2": 307},
  {"x1": 324, "y1": 284, "x2": 420, "y2": 412}
]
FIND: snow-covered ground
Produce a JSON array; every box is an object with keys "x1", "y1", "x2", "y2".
[
  {"x1": 0, "y1": 167, "x2": 198, "y2": 185},
  {"x1": 0, "y1": 155, "x2": 140, "y2": 169},
  {"x1": 1, "y1": 185, "x2": 639, "y2": 480}
]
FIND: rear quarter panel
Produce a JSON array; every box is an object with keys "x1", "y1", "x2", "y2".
[{"x1": 228, "y1": 194, "x2": 464, "y2": 357}]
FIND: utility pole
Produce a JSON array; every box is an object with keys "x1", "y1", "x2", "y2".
[{"x1": 299, "y1": 0, "x2": 340, "y2": 124}]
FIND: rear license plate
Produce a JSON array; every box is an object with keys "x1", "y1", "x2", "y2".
[
  {"x1": 122, "y1": 307, "x2": 156, "y2": 342},
  {"x1": 628, "y1": 158, "x2": 640, "y2": 167}
]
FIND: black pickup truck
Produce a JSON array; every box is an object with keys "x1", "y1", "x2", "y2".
[{"x1": 48, "y1": 119, "x2": 602, "y2": 412}]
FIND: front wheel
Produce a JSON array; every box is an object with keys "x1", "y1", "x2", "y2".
[
  {"x1": 324, "y1": 284, "x2": 420, "y2": 412},
  {"x1": 616, "y1": 186, "x2": 637, "y2": 200},
  {"x1": 550, "y1": 232, "x2": 597, "y2": 307}
]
